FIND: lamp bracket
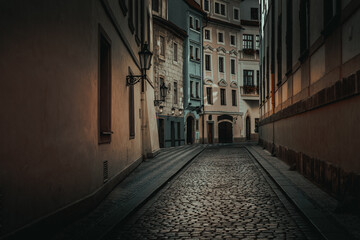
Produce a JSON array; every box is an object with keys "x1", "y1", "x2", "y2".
[
  {"x1": 154, "y1": 100, "x2": 164, "y2": 106},
  {"x1": 126, "y1": 75, "x2": 144, "y2": 86}
]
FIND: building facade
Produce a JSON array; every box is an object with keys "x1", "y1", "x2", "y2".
[
  {"x1": 152, "y1": 0, "x2": 187, "y2": 148},
  {"x1": 201, "y1": 0, "x2": 243, "y2": 143},
  {"x1": 0, "y1": 0, "x2": 158, "y2": 237},
  {"x1": 259, "y1": 0, "x2": 360, "y2": 207},
  {"x1": 201, "y1": 0, "x2": 260, "y2": 143},
  {"x1": 168, "y1": 0, "x2": 206, "y2": 144},
  {"x1": 238, "y1": 0, "x2": 260, "y2": 140}
]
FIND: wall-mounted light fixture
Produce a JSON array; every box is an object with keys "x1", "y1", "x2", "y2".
[
  {"x1": 154, "y1": 81, "x2": 168, "y2": 106},
  {"x1": 159, "y1": 106, "x2": 163, "y2": 113},
  {"x1": 126, "y1": 43, "x2": 153, "y2": 86},
  {"x1": 179, "y1": 108, "x2": 183, "y2": 115},
  {"x1": 171, "y1": 107, "x2": 175, "y2": 115}
]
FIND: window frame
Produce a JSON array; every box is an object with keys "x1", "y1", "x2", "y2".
[
  {"x1": 205, "y1": 54, "x2": 212, "y2": 71},
  {"x1": 173, "y1": 81, "x2": 178, "y2": 104},
  {"x1": 230, "y1": 58, "x2": 236, "y2": 75},
  {"x1": 214, "y1": 1, "x2": 226, "y2": 16},
  {"x1": 217, "y1": 31, "x2": 224, "y2": 44},
  {"x1": 159, "y1": 35, "x2": 165, "y2": 57},
  {"x1": 220, "y1": 88, "x2": 226, "y2": 105},
  {"x1": 233, "y1": 7, "x2": 239, "y2": 20},
  {"x1": 232, "y1": 90, "x2": 237, "y2": 106},
  {"x1": 173, "y1": 42, "x2": 178, "y2": 62},
  {"x1": 230, "y1": 34, "x2": 236, "y2": 46},
  {"x1": 204, "y1": 28, "x2": 212, "y2": 41},
  {"x1": 243, "y1": 70, "x2": 254, "y2": 86},
  {"x1": 206, "y1": 87, "x2": 213, "y2": 104},
  {"x1": 218, "y1": 56, "x2": 224, "y2": 73},
  {"x1": 250, "y1": 7, "x2": 259, "y2": 20},
  {"x1": 242, "y1": 34, "x2": 253, "y2": 49}
]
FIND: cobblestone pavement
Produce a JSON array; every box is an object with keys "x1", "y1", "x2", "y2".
[{"x1": 106, "y1": 145, "x2": 321, "y2": 239}]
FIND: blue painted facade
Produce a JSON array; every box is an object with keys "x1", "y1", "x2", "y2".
[{"x1": 168, "y1": 0, "x2": 204, "y2": 144}]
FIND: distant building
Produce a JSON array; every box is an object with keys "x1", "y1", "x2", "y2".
[
  {"x1": 152, "y1": 0, "x2": 187, "y2": 147},
  {"x1": 259, "y1": 0, "x2": 360, "y2": 206},
  {"x1": 168, "y1": 0, "x2": 206, "y2": 144},
  {"x1": 0, "y1": 0, "x2": 157, "y2": 238},
  {"x1": 201, "y1": 0, "x2": 260, "y2": 143}
]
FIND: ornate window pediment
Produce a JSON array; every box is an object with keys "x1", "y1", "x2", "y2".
[
  {"x1": 204, "y1": 45, "x2": 214, "y2": 51},
  {"x1": 217, "y1": 47, "x2": 226, "y2": 53},
  {"x1": 229, "y1": 49, "x2": 237, "y2": 56},
  {"x1": 218, "y1": 79, "x2": 227, "y2": 87},
  {"x1": 230, "y1": 81, "x2": 238, "y2": 88},
  {"x1": 204, "y1": 78, "x2": 213, "y2": 85}
]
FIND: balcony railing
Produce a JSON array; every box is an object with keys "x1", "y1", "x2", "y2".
[
  {"x1": 240, "y1": 85, "x2": 259, "y2": 100},
  {"x1": 240, "y1": 48, "x2": 260, "y2": 60}
]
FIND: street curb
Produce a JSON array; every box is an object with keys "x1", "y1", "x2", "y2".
[
  {"x1": 97, "y1": 145, "x2": 207, "y2": 240},
  {"x1": 244, "y1": 145, "x2": 354, "y2": 240}
]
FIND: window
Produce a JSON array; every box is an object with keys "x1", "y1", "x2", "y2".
[
  {"x1": 233, "y1": 8, "x2": 239, "y2": 20},
  {"x1": 218, "y1": 32, "x2": 224, "y2": 43},
  {"x1": 220, "y1": 88, "x2": 226, "y2": 105},
  {"x1": 190, "y1": 81, "x2": 194, "y2": 97},
  {"x1": 196, "y1": 120, "x2": 199, "y2": 131},
  {"x1": 174, "y1": 42, "x2": 178, "y2": 61},
  {"x1": 244, "y1": 70, "x2": 254, "y2": 86},
  {"x1": 160, "y1": 77, "x2": 165, "y2": 99},
  {"x1": 190, "y1": 45, "x2": 193, "y2": 59},
  {"x1": 196, "y1": 82, "x2": 199, "y2": 98},
  {"x1": 215, "y1": 2, "x2": 226, "y2": 16},
  {"x1": 190, "y1": 16, "x2": 193, "y2": 28},
  {"x1": 230, "y1": 35, "x2": 236, "y2": 46},
  {"x1": 205, "y1": 54, "x2": 211, "y2": 71},
  {"x1": 231, "y1": 59, "x2": 236, "y2": 75},
  {"x1": 160, "y1": 36, "x2": 165, "y2": 56},
  {"x1": 206, "y1": 87, "x2": 213, "y2": 104},
  {"x1": 215, "y1": 2, "x2": 220, "y2": 14},
  {"x1": 232, "y1": 90, "x2": 237, "y2": 106},
  {"x1": 204, "y1": 0, "x2": 210, "y2": 11},
  {"x1": 152, "y1": 0, "x2": 159, "y2": 12},
  {"x1": 218, "y1": 56, "x2": 224, "y2": 73},
  {"x1": 205, "y1": 29, "x2": 211, "y2": 40},
  {"x1": 251, "y1": 8, "x2": 259, "y2": 20},
  {"x1": 256, "y1": 35, "x2": 260, "y2": 49},
  {"x1": 195, "y1": 19, "x2": 200, "y2": 30},
  {"x1": 99, "y1": 32, "x2": 112, "y2": 143},
  {"x1": 174, "y1": 82, "x2": 178, "y2": 104},
  {"x1": 255, "y1": 118, "x2": 259, "y2": 133},
  {"x1": 196, "y1": 48, "x2": 200, "y2": 60},
  {"x1": 242, "y1": 34, "x2": 253, "y2": 49}
]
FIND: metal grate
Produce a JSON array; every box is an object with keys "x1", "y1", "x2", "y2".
[{"x1": 103, "y1": 161, "x2": 108, "y2": 183}]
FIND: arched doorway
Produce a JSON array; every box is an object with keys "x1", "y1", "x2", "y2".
[
  {"x1": 246, "y1": 116, "x2": 251, "y2": 140},
  {"x1": 218, "y1": 121, "x2": 233, "y2": 143},
  {"x1": 186, "y1": 116, "x2": 194, "y2": 144}
]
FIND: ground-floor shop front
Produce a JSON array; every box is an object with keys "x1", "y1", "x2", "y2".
[{"x1": 157, "y1": 115, "x2": 185, "y2": 148}]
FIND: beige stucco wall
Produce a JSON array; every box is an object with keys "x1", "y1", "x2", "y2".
[{"x1": 0, "y1": 0, "x2": 157, "y2": 236}]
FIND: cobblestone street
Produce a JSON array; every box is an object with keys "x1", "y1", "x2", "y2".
[{"x1": 107, "y1": 145, "x2": 320, "y2": 239}]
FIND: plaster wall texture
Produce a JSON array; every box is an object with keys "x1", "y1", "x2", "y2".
[{"x1": 0, "y1": 0, "x2": 158, "y2": 236}]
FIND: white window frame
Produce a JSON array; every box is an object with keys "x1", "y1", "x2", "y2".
[
  {"x1": 230, "y1": 58, "x2": 236, "y2": 75},
  {"x1": 203, "y1": 0, "x2": 210, "y2": 12},
  {"x1": 218, "y1": 56, "x2": 225, "y2": 73},
  {"x1": 214, "y1": 1, "x2": 226, "y2": 16},
  {"x1": 217, "y1": 30, "x2": 225, "y2": 44},
  {"x1": 189, "y1": 15, "x2": 194, "y2": 29},
  {"x1": 233, "y1": 7, "x2": 240, "y2": 21},
  {"x1": 230, "y1": 33, "x2": 236, "y2": 47},
  {"x1": 204, "y1": 28, "x2": 212, "y2": 42},
  {"x1": 173, "y1": 42, "x2": 178, "y2": 62},
  {"x1": 205, "y1": 54, "x2": 212, "y2": 71}
]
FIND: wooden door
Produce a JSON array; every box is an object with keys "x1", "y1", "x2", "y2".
[
  {"x1": 158, "y1": 119, "x2": 165, "y2": 148},
  {"x1": 207, "y1": 123, "x2": 213, "y2": 144},
  {"x1": 218, "y1": 122, "x2": 233, "y2": 143}
]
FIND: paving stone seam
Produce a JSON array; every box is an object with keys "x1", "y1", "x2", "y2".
[
  {"x1": 243, "y1": 146, "x2": 323, "y2": 240},
  {"x1": 93, "y1": 145, "x2": 207, "y2": 240},
  {"x1": 245, "y1": 145, "x2": 354, "y2": 240}
]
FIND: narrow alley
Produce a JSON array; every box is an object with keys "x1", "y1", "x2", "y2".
[{"x1": 107, "y1": 145, "x2": 320, "y2": 239}]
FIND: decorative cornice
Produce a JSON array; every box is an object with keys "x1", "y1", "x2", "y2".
[{"x1": 218, "y1": 79, "x2": 227, "y2": 87}]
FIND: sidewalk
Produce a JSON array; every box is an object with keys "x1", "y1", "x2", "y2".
[
  {"x1": 246, "y1": 144, "x2": 360, "y2": 240},
  {"x1": 51, "y1": 144, "x2": 206, "y2": 240}
]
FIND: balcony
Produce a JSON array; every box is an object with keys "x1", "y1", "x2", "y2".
[
  {"x1": 240, "y1": 85, "x2": 259, "y2": 101},
  {"x1": 240, "y1": 48, "x2": 260, "y2": 60}
]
